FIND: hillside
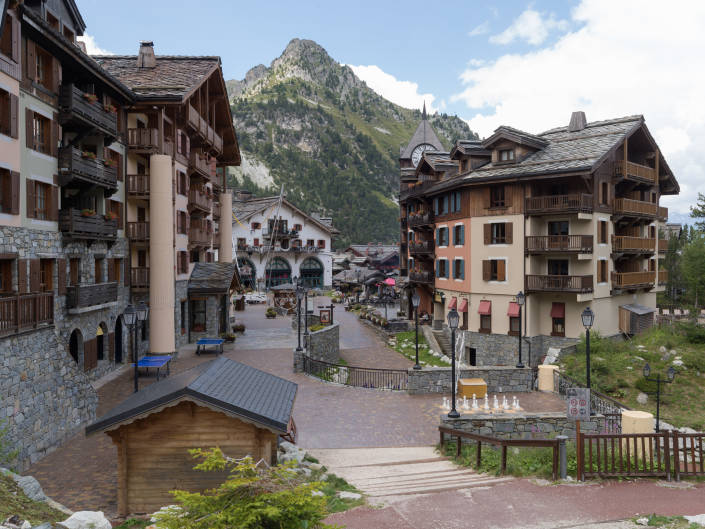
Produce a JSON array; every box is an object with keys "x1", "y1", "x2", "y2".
[{"x1": 227, "y1": 38, "x2": 476, "y2": 248}]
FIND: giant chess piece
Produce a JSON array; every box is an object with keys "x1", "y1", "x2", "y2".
[{"x1": 472, "y1": 393, "x2": 478, "y2": 410}]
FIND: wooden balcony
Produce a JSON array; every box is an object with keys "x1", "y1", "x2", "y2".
[
  {"x1": 189, "y1": 151, "x2": 211, "y2": 179},
  {"x1": 658, "y1": 207, "x2": 668, "y2": 221},
  {"x1": 525, "y1": 274, "x2": 593, "y2": 293},
  {"x1": 658, "y1": 270, "x2": 668, "y2": 285},
  {"x1": 525, "y1": 235, "x2": 593, "y2": 254},
  {"x1": 409, "y1": 240, "x2": 435, "y2": 256},
  {"x1": 127, "y1": 221, "x2": 149, "y2": 241},
  {"x1": 525, "y1": 194, "x2": 593, "y2": 215},
  {"x1": 408, "y1": 211, "x2": 434, "y2": 229},
  {"x1": 189, "y1": 226, "x2": 212, "y2": 247},
  {"x1": 59, "y1": 209, "x2": 117, "y2": 241},
  {"x1": 66, "y1": 282, "x2": 118, "y2": 309},
  {"x1": 212, "y1": 202, "x2": 221, "y2": 219},
  {"x1": 131, "y1": 267, "x2": 149, "y2": 289},
  {"x1": 263, "y1": 225, "x2": 298, "y2": 239},
  {"x1": 612, "y1": 236, "x2": 655, "y2": 254},
  {"x1": 658, "y1": 239, "x2": 669, "y2": 253},
  {"x1": 128, "y1": 128, "x2": 159, "y2": 152},
  {"x1": 409, "y1": 270, "x2": 434, "y2": 284},
  {"x1": 613, "y1": 198, "x2": 658, "y2": 218},
  {"x1": 614, "y1": 160, "x2": 656, "y2": 184},
  {"x1": 0, "y1": 292, "x2": 53, "y2": 337},
  {"x1": 187, "y1": 104, "x2": 200, "y2": 132},
  {"x1": 58, "y1": 147, "x2": 117, "y2": 191},
  {"x1": 212, "y1": 130, "x2": 223, "y2": 154},
  {"x1": 188, "y1": 188, "x2": 212, "y2": 214},
  {"x1": 127, "y1": 174, "x2": 150, "y2": 198},
  {"x1": 611, "y1": 271, "x2": 654, "y2": 290},
  {"x1": 58, "y1": 84, "x2": 118, "y2": 138}
]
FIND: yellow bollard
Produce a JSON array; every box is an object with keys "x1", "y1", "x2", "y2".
[
  {"x1": 537, "y1": 365, "x2": 559, "y2": 392},
  {"x1": 621, "y1": 410, "x2": 654, "y2": 462}
]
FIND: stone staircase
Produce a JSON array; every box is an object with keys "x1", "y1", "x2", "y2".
[
  {"x1": 433, "y1": 330, "x2": 452, "y2": 357},
  {"x1": 308, "y1": 447, "x2": 513, "y2": 498}
]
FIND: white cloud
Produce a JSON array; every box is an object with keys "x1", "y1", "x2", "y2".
[
  {"x1": 452, "y1": 0, "x2": 705, "y2": 216},
  {"x1": 348, "y1": 64, "x2": 438, "y2": 113},
  {"x1": 468, "y1": 21, "x2": 490, "y2": 37},
  {"x1": 490, "y1": 8, "x2": 569, "y2": 46},
  {"x1": 77, "y1": 34, "x2": 113, "y2": 55}
]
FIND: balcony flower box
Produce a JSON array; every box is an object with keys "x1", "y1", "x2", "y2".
[
  {"x1": 82, "y1": 93, "x2": 98, "y2": 103},
  {"x1": 81, "y1": 209, "x2": 96, "y2": 217},
  {"x1": 81, "y1": 151, "x2": 96, "y2": 160},
  {"x1": 104, "y1": 158, "x2": 118, "y2": 168},
  {"x1": 103, "y1": 103, "x2": 117, "y2": 114},
  {"x1": 104, "y1": 211, "x2": 118, "y2": 221}
]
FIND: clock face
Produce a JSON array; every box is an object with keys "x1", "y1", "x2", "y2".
[{"x1": 411, "y1": 143, "x2": 436, "y2": 167}]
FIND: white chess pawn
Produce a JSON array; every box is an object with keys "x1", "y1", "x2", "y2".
[
  {"x1": 484, "y1": 395, "x2": 490, "y2": 411},
  {"x1": 514, "y1": 397, "x2": 520, "y2": 410},
  {"x1": 462, "y1": 396, "x2": 468, "y2": 408},
  {"x1": 502, "y1": 396, "x2": 509, "y2": 410},
  {"x1": 442, "y1": 396, "x2": 448, "y2": 410},
  {"x1": 512, "y1": 396, "x2": 517, "y2": 408},
  {"x1": 493, "y1": 394, "x2": 499, "y2": 409},
  {"x1": 472, "y1": 394, "x2": 478, "y2": 410}
]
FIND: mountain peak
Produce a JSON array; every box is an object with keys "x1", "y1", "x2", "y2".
[{"x1": 280, "y1": 38, "x2": 329, "y2": 60}]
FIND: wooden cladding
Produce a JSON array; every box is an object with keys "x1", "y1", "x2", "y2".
[
  {"x1": 525, "y1": 274, "x2": 594, "y2": 293},
  {"x1": 612, "y1": 236, "x2": 656, "y2": 253},
  {"x1": 131, "y1": 267, "x2": 149, "y2": 288},
  {"x1": 611, "y1": 271, "x2": 655, "y2": 289},
  {"x1": 613, "y1": 198, "x2": 658, "y2": 218},
  {"x1": 614, "y1": 160, "x2": 656, "y2": 183},
  {"x1": 525, "y1": 194, "x2": 593, "y2": 215},
  {"x1": 127, "y1": 221, "x2": 149, "y2": 241},
  {"x1": 66, "y1": 282, "x2": 118, "y2": 309},
  {"x1": 84, "y1": 337, "x2": 97, "y2": 372}
]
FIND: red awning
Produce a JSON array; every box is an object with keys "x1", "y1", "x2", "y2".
[
  {"x1": 478, "y1": 300, "x2": 492, "y2": 315},
  {"x1": 507, "y1": 302, "x2": 520, "y2": 318},
  {"x1": 458, "y1": 299, "x2": 468, "y2": 313},
  {"x1": 448, "y1": 297, "x2": 457, "y2": 310},
  {"x1": 551, "y1": 302, "x2": 565, "y2": 319}
]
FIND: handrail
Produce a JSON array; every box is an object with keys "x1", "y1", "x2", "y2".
[
  {"x1": 303, "y1": 355, "x2": 408, "y2": 390},
  {"x1": 614, "y1": 160, "x2": 657, "y2": 183}
]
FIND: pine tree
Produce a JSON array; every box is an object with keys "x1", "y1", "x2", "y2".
[{"x1": 689, "y1": 193, "x2": 705, "y2": 231}]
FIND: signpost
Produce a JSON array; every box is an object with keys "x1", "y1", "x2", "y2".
[{"x1": 566, "y1": 387, "x2": 590, "y2": 481}]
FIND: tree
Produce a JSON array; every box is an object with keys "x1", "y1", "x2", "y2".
[
  {"x1": 681, "y1": 233, "x2": 705, "y2": 307},
  {"x1": 152, "y1": 448, "x2": 336, "y2": 529},
  {"x1": 690, "y1": 193, "x2": 705, "y2": 231}
]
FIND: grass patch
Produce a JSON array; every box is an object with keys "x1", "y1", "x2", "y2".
[
  {"x1": 113, "y1": 519, "x2": 152, "y2": 529},
  {"x1": 634, "y1": 514, "x2": 697, "y2": 528},
  {"x1": 0, "y1": 473, "x2": 66, "y2": 526},
  {"x1": 392, "y1": 330, "x2": 449, "y2": 367},
  {"x1": 313, "y1": 470, "x2": 365, "y2": 514}
]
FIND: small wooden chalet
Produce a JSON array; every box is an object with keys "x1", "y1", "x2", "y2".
[
  {"x1": 85, "y1": 357, "x2": 297, "y2": 516},
  {"x1": 187, "y1": 262, "x2": 240, "y2": 341}
]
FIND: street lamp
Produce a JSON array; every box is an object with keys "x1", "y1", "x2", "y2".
[
  {"x1": 642, "y1": 363, "x2": 676, "y2": 432},
  {"x1": 412, "y1": 291, "x2": 421, "y2": 370},
  {"x1": 303, "y1": 285, "x2": 310, "y2": 338},
  {"x1": 447, "y1": 308, "x2": 460, "y2": 419},
  {"x1": 516, "y1": 291, "x2": 525, "y2": 368},
  {"x1": 295, "y1": 277, "x2": 304, "y2": 352},
  {"x1": 581, "y1": 306, "x2": 595, "y2": 389},
  {"x1": 123, "y1": 304, "x2": 138, "y2": 393}
]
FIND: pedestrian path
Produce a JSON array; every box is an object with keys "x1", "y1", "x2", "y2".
[{"x1": 308, "y1": 447, "x2": 513, "y2": 498}]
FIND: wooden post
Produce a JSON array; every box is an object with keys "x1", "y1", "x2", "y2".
[
  {"x1": 476, "y1": 441, "x2": 482, "y2": 470},
  {"x1": 576, "y1": 420, "x2": 583, "y2": 481},
  {"x1": 439, "y1": 430, "x2": 444, "y2": 451},
  {"x1": 673, "y1": 430, "x2": 680, "y2": 481},
  {"x1": 456, "y1": 435, "x2": 462, "y2": 457},
  {"x1": 664, "y1": 430, "x2": 671, "y2": 481},
  {"x1": 500, "y1": 444, "x2": 507, "y2": 475}
]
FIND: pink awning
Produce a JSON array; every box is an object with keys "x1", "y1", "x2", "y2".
[
  {"x1": 458, "y1": 299, "x2": 468, "y2": 313},
  {"x1": 384, "y1": 277, "x2": 396, "y2": 286},
  {"x1": 478, "y1": 300, "x2": 492, "y2": 315},
  {"x1": 507, "y1": 302, "x2": 520, "y2": 318},
  {"x1": 551, "y1": 302, "x2": 565, "y2": 319},
  {"x1": 448, "y1": 297, "x2": 457, "y2": 310}
]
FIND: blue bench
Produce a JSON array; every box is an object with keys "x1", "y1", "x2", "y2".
[
  {"x1": 136, "y1": 355, "x2": 172, "y2": 380},
  {"x1": 196, "y1": 338, "x2": 224, "y2": 356}
]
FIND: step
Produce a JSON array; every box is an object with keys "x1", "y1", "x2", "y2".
[{"x1": 364, "y1": 477, "x2": 514, "y2": 497}]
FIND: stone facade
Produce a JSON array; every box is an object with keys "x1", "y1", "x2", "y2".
[
  {"x1": 174, "y1": 280, "x2": 189, "y2": 350},
  {"x1": 441, "y1": 412, "x2": 608, "y2": 440},
  {"x1": 407, "y1": 366, "x2": 534, "y2": 395},
  {"x1": 304, "y1": 322, "x2": 340, "y2": 364},
  {"x1": 189, "y1": 294, "x2": 226, "y2": 343}
]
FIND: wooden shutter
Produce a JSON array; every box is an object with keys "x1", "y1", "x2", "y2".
[
  {"x1": 124, "y1": 258, "x2": 130, "y2": 286},
  {"x1": 497, "y1": 259, "x2": 506, "y2": 282},
  {"x1": 460, "y1": 259, "x2": 465, "y2": 279},
  {"x1": 51, "y1": 57, "x2": 60, "y2": 93},
  {"x1": 24, "y1": 39, "x2": 35, "y2": 86},
  {"x1": 25, "y1": 108, "x2": 33, "y2": 149},
  {"x1": 482, "y1": 260, "x2": 491, "y2": 281},
  {"x1": 1, "y1": 172, "x2": 10, "y2": 213},
  {"x1": 29, "y1": 258, "x2": 40, "y2": 292},
  {"x1": 484, "y1": 223, "x2": 491, "y2": 244},
  {"x1": 51, "y1": 113, "x2": 59, "y2": 158},
  {"x1": 107, "y1": 258, "x2": 115, "y2": 282},
  {"x1": 460, "y1": 225, "x2": 465, "y2": 245},
  {"x1": 185, "y1": 134, "x2": 190, "y2": 156},
  {"x1": 505, "y1": 222, "x2": 513, "y2": 244},
  {"x1": 176, "y1": 130, "x2": 182, "y2": 154},
  {"x1": 84, "y1": 338, "x2": 97, "y2": 372},
  {"x1": 108, "y1": 332, "x2": 115, "y2": 362},
  {"x1": 57, "y1": 258, "x2": 66, "y2": 295},
  {"x1": 9, "y1": 94, "x2": 18, "y2": 138},
  {"x1": 11, "y1": 14, "x2": 20, "y2": 64},
  {"x1": 18, "y1": 258, "x2": 27, "y2": 292},
  {"x1": 25, "y1": 179, "x2": 35, "y2": 218},
  {"x1": 48, "y1": 184, "x2": 58, "y2": 221}
]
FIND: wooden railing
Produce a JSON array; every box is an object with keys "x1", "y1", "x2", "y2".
[
  {"x1": 188, "y1": 188, "x2": 212, "y2": 212},
  {"x1": 130, "y1": 267, "x2": 149, "y2": 288},
  {"x1": 126, "y1": 221, "x2": 149, "y2": 240},
  {"x1": 409, "y1": 270, "x2": 434, "y2": 284},
  {"x1": 59, "y1": 83, "x2": 117, "y2": 135},
  {"x1": 658, "y1": 239, "x2": 669, "y2": 253},
  {"x1": 408, "y1": 211, "x2": 434, "y2": 228},
  {"x1": 611, "y1": 271, "x2": 655, "y2": 288},
  {"x1": 408, "y1": 240, "x2": 435, "y2": 255},
  {"x1": 526, "y1": 274, "x2": 593, "y2": 293},
  {"x1": 187, "y1": 104, "x2": 200, "y2": 131},
  {"x1": 0, "y1": 292, "x2": 54, "y2": 336},
  {"x1": 127, "y1": 174, "x2": 150, "y2": 196},
  {"x1": 189, "y1": 151, "x2": 211, "y2": 178},
  {"x1": 658, "y1": 270, "x2": 668, "y2": 285},
  {"x1": 525, "y1": 235, "x2": 593, "y2": 253},
  {"x1": 525, "y1": 194, "x2": 593, "y2": 214},
  {"x1": 59, "y1": 147, "x2": 117, "y2": 189},
  {"x1": 612, "y1": 236, "x2": 656, "y2": 253},
  {"x1": 59, "y1": 209, "x2": 117, "y2": 240},
  {"x1": 213, "y1": 130, "x2": 223, "y2": 154},
  {"x1": 212, "y1": 202, "x2": 221, "y2": 219},
  {"x1": 658, "y1": 207, "x2": 668, "y2": 221},
  {"x1": 614, "y1": 160, "x2": 656, "y2": 183},
  {"x1": 189, "y1": 226, "x2": 211, "y2": 246},
  {"x1": 66, "y1": 282, "x2": 118, "y2": 309},
  {"x1": 128, "y1": 128, "x2": 159, "y2": 150},
  {"x1": 613, "y1": 198, "x2": 658, "y2": 217}
]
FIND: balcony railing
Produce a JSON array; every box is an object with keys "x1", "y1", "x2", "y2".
[
  {"x1": 59, "y1": 147, "x2": 117, "y2": 190},
  {"x1": 127, "y1": 221, "x2": 149, "y2": 241},
  {"x1": 525, "y1": 194, "x2": 593, "y2": 215},
  {"x1": 58, "y1": 84, "x2": 117, "y2": 137},
  {"x1": 409, "y1": 240, "x2": 435, "y2": 255},
  {"x1": 614, "y1": 160, "x2": 657, "y2": 183},
  {"x1": 131, "y1": 267, "x2": 149, "y2": 288},
  {"x1": 188, "y1": 188, "x2": 212, "y2": 213},
  {"x1": 66, "y1": 282, "x2": 118, "y2": 309},
  {"x1": 611, "y1": 271, "x2": 655, "y2": 289},
  {"x1": 658, "y1": 270, "x2": 668, "y2": 285},
  {"x1": 59, "y1": 209, "x2": 117, "y2": 240},
  {"x1": 127, "y1": 174, "x2": 150, "y2": 197},
  {"x1": 263, "y1": 225, "x2": 298, "y2": 239},
  {"x1": 408, "y1": 212, "x2": 434, "y2": 228},
  {"x1": 525, "y1": 235, "x2": 593, "y2": 254},
  {"x1": 658, "y1": 239, "x2": 669, "y2": 253},
  {"x1": 525, "y1": 274, "x2": 594, "y2": 293},
  {"x1": 612, "y1": 236, "x2": 656, "y2": 253},
  {"x1": 189, "y1": 151, "x2": 211, "y2": 179},
  {"x1": 658, "y1": 207, "x2": 668, "y2": 221},
  {"x1": 189, "y1": 226, "x2": 211, "y2": 247},
  {"x1": 213, "y1": 130, "x2": 223, "y2": 154},
  {"x1": 0, "y1": 292, "x2": 54, "y2": 337},
  {"x1": 409, "y1": 270, "x2": 434, "y2": 284},
  {"x1": 187, "y1": 104, "x2": 200, "y2": 132},
  {"x1": 613, "y1": 198, "x2": 658, "y2": 218},
  {"x1": 128, "y1": 128, "x2": 159, "y2": 151},
  {"x1": 212, "y1": 202, "x2": 221, "y2": 219}
]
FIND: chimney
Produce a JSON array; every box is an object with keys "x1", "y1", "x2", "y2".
[
  {"x1": 236, "y1": 190, "x2": 252, "y2": 202},
  {"x1": 137, "y1": 41, "x2": 156, "y2": 68},
  {"x1": 568, "y1": 111, "x2": 587, "y2": 132}
]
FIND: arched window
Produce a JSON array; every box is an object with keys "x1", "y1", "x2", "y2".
[
  {"x1": 237, "y1": 258, "x2": 257, "y2": 289},
  {"x1": 300, "y1": 257, "x2": 323, "y2": 288},
  {"x1": 265, "y1": 257, "x2": 291, "y2": 287}
]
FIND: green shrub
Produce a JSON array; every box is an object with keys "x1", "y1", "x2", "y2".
[
  {"x1": 265, "y1": 307, "x2": 277, "y2": 317},
  {"x1": 677, "y1": 321, "x2": 705, "y2": 344},
  {"x1": 310, "y1": 324, "x2": 326, "y2": 332},
  {"x1": 232, "y1": 323, "x2": 246, "y2": 333}
]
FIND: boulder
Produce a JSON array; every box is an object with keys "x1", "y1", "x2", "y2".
[
  {"x1": 636, "y1": 392, "x2": 648, "y2": 405},
  {"x1": 311, "y1": 490, "x2": 325, "y2": 497},
  {"x1": 297, "y1": 467, "x2": 312, "y2": 477},
  {"x1": 279, "y1": 441, "x2": 297, "y2": 454},
  {"x1": 672, "y1": 359, "x2": 684, "y2": 367},
  {"x1": 15, "y1": 475, "x2": 47, "y2": 502},
  {"x1": 659, "y1": 346, "x2": 667, "y2": 353},
  {"x1": 58, "y1": 511, "x2": 112, "y2": 529},
  {"x1": 684, "y1": 514, "x2": 705, "y2": 526},
  {"x1": 307, "y1": 463, "x2": 323, "y2": 471},
  {"x1": 337, "y1": 491, "x2": 362, "y2": 500}
]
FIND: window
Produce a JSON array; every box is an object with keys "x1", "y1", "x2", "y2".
[
  {"x1": 190, "y1": 250, "x2": 200, "y2": 263},
  {"x1": 480, "y1": 314, "x2": 491, "y2": 333},
  {"x1": 317, "y1": 240, "x2": 325, "y2": 249},
  {"x1": 482, "y1": 259, "x2": 506, "y2": 281},
  {"x1": 492, "y1": 223, "x2": 506, "y2": 244},
  {"x1": 109, "y1": 200, "x2": 122, "y2": 228},
  {"x1": 177, "y1": 211, "x2": 188, "y2": 234},
  {"x1": 548, "y1": 259, "x2": 569, "y2": 276},
  {"x1": 0, "y1": 169, "x2": 18, "y2": 214},
  {"x1": 190, "y1": 299, "x2": 206, "y2": 332},
  {"x1": 599, "y1": 220, "x2": 608, "y2": 244},
  {"x1": 442, "y1": 195, "x2": 448, "y2": 215},
  {"x1": 177, "y1": 171, "x2": 187, "y2": 195},
  {"x1": 62, "y1": 25, "x2": 75, "y2": 42},
  {"x1": 0, "y1": 87, "x2": 18, "y2": 138},
  {"x1": 69, "y1": 258, "x2": 80, "y2": 286},
  {"x1": 137, "y1": 250, "x2": 147, "y2": 268},
  {"x1": 306, "y1": 239, "x2": 314, "y2": 247},
  {"x1": 600, "y1": 182, "x2": 609, "y2": 205},
  {"x1": 436, "y1": 227, "x2": 449, "y2": 247},
  {"x1": 499, "y1": 149, "x2": 515, "y2": 162},
  {"x1": 0, "y1": 14, "x2": 16, "y2": 59},
  {"x1": 551, "y1": 303, "x2": 566, "y2": 337},
  {"x1": 598, "y1": 260, "x2": 608, "y2": 283},
  {"x1": 46, "y1": 11, "x2": 60, "y2": 30},
  {"x1": 450, "y1": 191, "x2": 461, "y2": 213},
  {"x1": 112, "y1": 259, "x2": 122, "y2": 284},
  {"x1": 95, "y1": 257, "x2": 104, "y2": 283},
  {"x1": 453, "y1": 259, "x2": 465, "y2": 280},
  {"x1": 39, "y1": 259, "x2": 53, "y2": 291},
  {"x1": 433, "y1": 197, "x2": 439, "y2": 215},
  {"x1": 237, "y1": 237, "x2": 246, "y2": 250},
  {"x1": 548, "y1": 221, "x2": 569, "y2": 236},
  {"x1": 509, "y1": 316, "x2": 520, "y2": 336},
  {"x1": 34, "y1": 47, "x2": 53, "y2": 89},
  {"x1": 254, "y1": 238, "x2": 260, "y2": 247},
  {"x1": 34, "y1": 181, "x2": 48, "y2": 220},
  {"x1": 436, "y1": 259, "x2": 448, "y2": 278},
  {"x1": 177, "y1": 251, "x2": 188, "y2": 274},
  {"x1": 490, "y1": 186, "x2": 505, "y2": 208},
  {"x1": 31, "y1": 113, "x2": 50, "y2": 154},
  {"x1": 0, "y1": 258, "x2": 12, "y2": 293},
  {"x1": 251, "y1": 222, "x2": 261, "y2": 229},
  {"x1": 293, "y1": 223, "x2": 302, "y2": 231},
  {"x1": 453, "y1": 224, "x2": 464, "y2": 246}
]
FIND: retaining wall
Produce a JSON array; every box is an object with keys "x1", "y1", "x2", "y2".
[
  {"x1": 407, "y1": 366, "x2": 534, "y2": 394},
  {"x1": 305, "y1": 321, "x2": 340, "y2": 364}
]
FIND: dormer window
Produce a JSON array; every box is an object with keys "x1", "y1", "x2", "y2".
[{"x1": 499, "y1": 149, "x2": 515, "y2": 162}]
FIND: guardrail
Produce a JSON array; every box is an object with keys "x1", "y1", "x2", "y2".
[{"x1": 302, "y1": 355, "x2": 408, "y2": 390}]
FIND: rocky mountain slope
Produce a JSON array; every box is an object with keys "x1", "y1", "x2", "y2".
[{"x1": 227, "y1": 38, "x2": 476, "y2": 248}]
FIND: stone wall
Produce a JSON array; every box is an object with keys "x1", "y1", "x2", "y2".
[
  {"x1": 174, "y1": 280, "x2": 189, "y2": 350},
  {"x1": 291, "y1": 312, "x2": 321, "y2": 330},
  {"x1": 407, "y1": 366, "x2": 534, "y2": 395},
  {"x1": 190, "y1": 295, "x2": 223, "y2": 343},
  {"x1": 440, "y1": 412, "x2": 607, "y2": 440},
  {"x1": 305, "y1": 322, "x2": 340, "y2": 364}
]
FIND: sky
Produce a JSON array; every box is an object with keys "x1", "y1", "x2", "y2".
[{"x1": 76, "y1": 0, "x2": 705, "y2": 221}]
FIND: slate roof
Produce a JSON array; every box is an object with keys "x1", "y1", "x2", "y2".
[
  {"x1": 347, "y1": 244, "x2": 399, "y2": 257},
  {"x1": 92, "y1": 55, "x2": 220, "y2": 99},
  {"x1": 188, "y1": 262, "x2": 240, "y2": 293},
  {"x1": 450, "y1": 139, "x2": 491, "y2": 159},
  {"x1": 482, "y1": 125, "x2": 549, "y2": 150},
  {"x1": 400, "y1": 118, "x2": 444, "y2": 159},
  {"x1": 86, "y1": 357, "x2": 297, "y2": 435},
  {"x1": 232, "y1": 196, "x2": 337, "y2": 234},
  {"x1": 333, "y1": 266, "x2": 380, "y2": 283}
]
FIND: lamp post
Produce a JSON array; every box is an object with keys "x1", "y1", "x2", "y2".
[
  {"x1": 447, "y1": 308, "x2": 460, "y2": 419},
  {"x1": 123, "y1": 304, "x2": 137, "y2": 393},
  {"x1": 581, "y1": 307, "x2": 595, "y2": 389},
  {"x1": 643, "y1": 363, "x2": 676, "y2": 432},
  {"x1": 412, "y1": 291, "x2": 421, "y2": 370},
  {"x1": 303, "y1": 286, "x2": 309, "y2": 338},
  {"x1": 295, "y1": 277, "x2": 304, "y2": 352},
  {"x1": 516, "y1": 291, "x2": 525, "y2": 368}
]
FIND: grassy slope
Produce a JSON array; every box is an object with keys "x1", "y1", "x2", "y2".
[
  {"x1": 0, "y1": 473, "x2": 66, "y2": 526},
  {"x1": 392, "y1": 330, "x2": 450, "y2": 367}
]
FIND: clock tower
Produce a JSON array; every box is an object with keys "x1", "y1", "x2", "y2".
[{"x1": 399, "y1": 102, "x2": 444, "y2": 176}]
